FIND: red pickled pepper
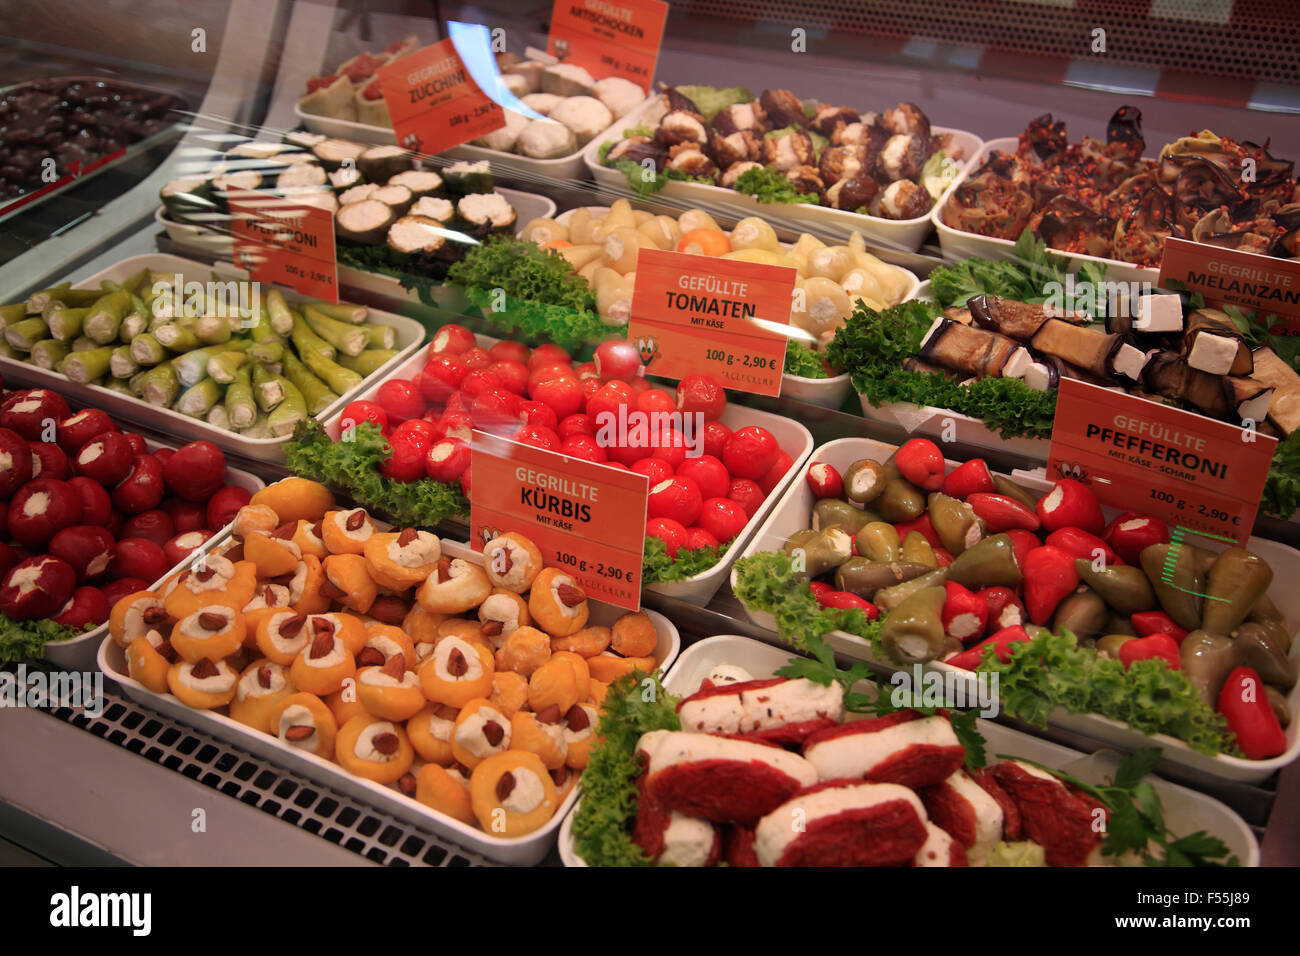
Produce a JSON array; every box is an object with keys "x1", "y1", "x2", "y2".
[{"x1": 1218, "y1": 667, "x2": 1287, "y2": 760}]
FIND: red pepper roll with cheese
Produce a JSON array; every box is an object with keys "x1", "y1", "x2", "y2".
[
  {"x1": 919, "y1": 769, "x2": 1005, "y2": 866},
  {"x1": 754, "y1": 780, "x2": 929, "y2": 866},
  {"x1": 802, "y1": 710, "x2": 964, "y2": 789},
  {"x1": 675, "y1": 676, "x2": 843, "y2": 746},
  {"x1": 990, "y1": 760, "x2": 1108, "y2": 867},
  {"x1": 632, "y1": 776, "x2": 722, "y2": 867},
  {"x1": 723, "y1": 826, "x2": 761, "y2": 867},
  {"x1": 969, "y1": 766, "x2": 1021, "y2": 841},
  {"x1": 912, "y1": 821, "x2": 968, "y2": 867},
  {"x1": 636, "y1": 729, "x2": 818, "y2": 825}
]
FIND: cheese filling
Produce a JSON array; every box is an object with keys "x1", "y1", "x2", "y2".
[
  {"x1": 237, "y1": 663, "x2": 287, "y2": 701},
  {"x1": 500, "y1": 767, "x2": 545, "y2": 814},
  {"x1": 386, "y1": 531, "x2": 440, "y2": 568},
  {"x1": 354, "y1": 721, "x2": 401, "y2": 763},
  {"x1": 303, "y1": 637, "x2": 347, "y2": 669},
  {"x1": 804, "y1": 716, "x2": 959, "y2": 781},
  {"x1": 177, "y1": 661, "x2": 236, "y2": 694},
  {"x1": 359, "y1": 667, "x2": 418, "y2": 689},
  {"x1": 658, "y1": 812, "x2": 716, "y2": 867},
  {"x1": 433, "y1": 637, "x2": 483, "y2": 682},
  {"x1": 333, "y1": 509, "x2": 374, "y2": 541},
  {"x1": 454, "y1": 705, "x2": 510, "y2": 758}
]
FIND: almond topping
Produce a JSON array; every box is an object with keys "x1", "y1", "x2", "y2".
[
  {"x1": 381, "y1": 653, "x2": 406, "y2": 679},
  {"x1": 345, "y1": 510, "x2": 366, "y2": 531},
  {"x1": 284, "y1": 724, "x2": 315, "y2": 741},
  {"x1": 372, "y1": 732, "x2": 399, "y2": 755},
  {"x1": 197, "y1": 611, "x2": 228, "y2": 630},
  {"x1": 551, "y1": 766, "x2": 569, "y2": 787},
  {"x1": 495, "y1": 770, "x2": 516, "y2": 801},
  {"x1": 272, "y1": 521, "x2": 296, "y2": 540},
  {"x1": 190, "y1": 659, "x2": 219, "y2": 679},
  {"x1": 435, "y1": 704, "x2": 460, "y2": 720},
  {"x1": 142, "y1": 607, "x2": 169, "y2": 626},
  {"x1": 156, "y1": 639, "x2": 179, "y2": 663},
  {"x1": 319, "y1": 577, "x2": 345, "y2": 599},
  {"x1": 279, "y1": 614, "x2": 307, "y2": 638},
  {"x1": 368, "y1": 595, "x2": 409, "y2": 624},
  {"x1": 313, "y1": 616, "x2": 336, "y2": 635},
  {"x1": 446, "y1": 647, "x2": 468, "y2": 677},
  {"x1": 436, "y1": 557, "x2": 452, "y2": 583},
  {"x1": 556, "y1": 583, "x2": 585, "y2": 607},
  {"x1": 565, "y1": 705, "x2": 590, "y2": 731},
  {"x1": 397, "y1": 772, "x2": 417, "y2": 797},
  {"x1": 356, "y1": 647, "x2": 385, "y2": 668},
  {"x1": 535, "y1": 704, "x2": 561, "y2": 725},
  {"x1": 480, "y1": 619, "x2": 503, "y2": 637},
  {"x1": 308, "y1": 631, "x2": 334, "y2": 659},
  {"x1": 397, "y1": 527, "x2": 419, "y2": 546},
  {"x1": 481, "y1": 721, "x2": 504, "y2": 746},
  {"x1": 310, "y1": 521, "x2": 323, "y2": 539},
  {"x1": 263, "y1": 586, "x2": 278, "y2": 605},
  {"x1": 194, "y1": 567, "x2": 216, "y2": 582},
  {"x1": 223, "y1": 544, "x2": 245, "y2": 562},
  {"x1": 256, "y1": 665, "x2": 273, "y2": 689}
]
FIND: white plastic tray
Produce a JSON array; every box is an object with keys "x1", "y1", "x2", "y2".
[
  {"x1": 584, "y1": 93, "x2": 983, "y2": 253},
  {"x1": 932, "y1": 137, "x2": 1161, "y2": 286},
  {"x1": 731, "y1": 435, "x2": 1300, "y2": 784},
  {"x1": 40, "y1": 441, "x2": 264, "y2": 671},
  {"x1": 98, "y1": 534, "x2": 679, "y2": 866},
  {"x1": 0, "y1": 254, "x2": 425, "y2": 462},
  {"x1": 155, "y1": 188, "x2": 556, "y2": 261},
  {"x1": 317, "y1": 346, "x2": 815, "y2": 606},
  {"x1": 294, "y1": 94, "x2": 657, "y2": 185},
  {"x1": 558, "y1": 634, "x2": 1260, "y2": 866}
]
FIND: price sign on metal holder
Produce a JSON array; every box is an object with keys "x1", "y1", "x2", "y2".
[
  {"x1": 469, "y1": 430, "x2": 649, "y2": 610},
  {"x1": 1047, "y1": 379, "x2": 1276, "y2": 546},
  {"x1": 627, "y1": 248, "x2": 796, "y2": 397},
  {"x1": 228, "y1": 189, "x2": 339, "y2": 302}
]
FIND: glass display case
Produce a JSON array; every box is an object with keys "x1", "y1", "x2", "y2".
[{"x1": 1, "y1": 0, "x2": 1299, "y2": 875}]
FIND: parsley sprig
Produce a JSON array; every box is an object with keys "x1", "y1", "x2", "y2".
[{"x1": 1004, "y1": 749, "x2": 1238, "y2": 867}]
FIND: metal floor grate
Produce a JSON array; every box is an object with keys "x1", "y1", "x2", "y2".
[{"x1": 42, "y1": 685, "x2": 494, "y2": 867}]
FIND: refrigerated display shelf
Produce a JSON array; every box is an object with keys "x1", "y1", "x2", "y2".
[{"x1": 19, "y1": 677, "x2": 496, "y2": 867}]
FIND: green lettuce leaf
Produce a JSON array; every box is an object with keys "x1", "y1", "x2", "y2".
[
  {"x1": 784, "y1": 339, "x2": 831, "y2": 378},
  {"x1": 571, "y1": 671, "x2": 679, "y2": 866},
  {"x1": 976, "y1": 629, "x2": 1237, "y2": 757},
  {"x1": 0, "y1": 615, "x2": 92, "y2": 663},
  {"x1": 732, "y1": 165, "x2": 821, "y2": 206}
]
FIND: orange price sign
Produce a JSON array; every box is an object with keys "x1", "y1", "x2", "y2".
[
  {"x1": 469, "y1": 430, "x2": 649, "y2": 610},
  {"x1": 1159, "y1": 237, "x2": 1300, "y2": 332},
  {"x1": 1047, "y1": 379, "x2": 1276, "y2": 546},
  {"x1": 377, "y1": 37, "x2": 504, "y2": 155},
  {"x1": 228, "y1": 190, "x2": 338, "y2": 302},
  {"x1": 547, "y1": 0, "x2": 669, "y2": 91},
  {"x1": 627, "y1": 248, "x2": 796, "y2": 397}
]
